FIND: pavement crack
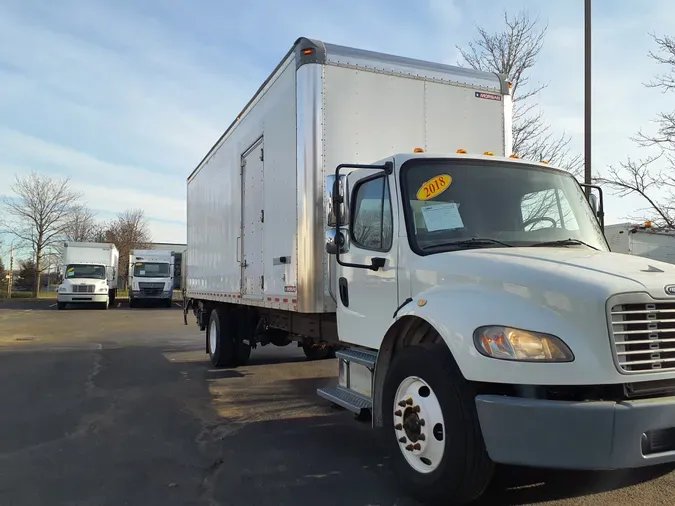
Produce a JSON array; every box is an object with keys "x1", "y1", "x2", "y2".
[{"x1": 85, "y1": 351, "x2": 103, "y2": 396}]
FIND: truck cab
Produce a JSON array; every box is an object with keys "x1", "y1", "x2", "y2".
[
  {"x1": 128, "y1": 250, "x2": 175, "y2": 308},
  {"x1": 321, "y1": 149, "x2": 675, "y2": 503},
  {"x1": 58, "y1": 262, "x2": 112, "y2": 310}
]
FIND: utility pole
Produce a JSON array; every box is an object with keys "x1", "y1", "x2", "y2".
[
  {"x1": 7, "y1": 243, "x2": 13, "y2": 298},
  {"x1": 584, "y1": 0, "x2": 592, "y2": 196}
]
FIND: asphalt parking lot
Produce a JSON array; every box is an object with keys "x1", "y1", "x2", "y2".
[{"x1": 1, "y1": 300, "x2": 675, "y2": 505}]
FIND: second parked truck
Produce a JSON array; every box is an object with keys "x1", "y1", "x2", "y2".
[
  {"x1": 128, "y1": 249, "x2": 175, "y2": 308},
  {"x1": 183, "y1": 38, "x2": 675, "y2": 504}
]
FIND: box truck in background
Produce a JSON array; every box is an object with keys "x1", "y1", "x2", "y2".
[
  {"x1": 128, "y1": 249, "x2": 175, "y2": 308},
  {"x1": 605, "y1": 222, "x2": 675, "y2": 264},
  {"x1": 183, "y1": 37, "x2": 675, "y2": 504},
  {"x1": 57, "y1": 242, "x2": 119, "y2": 310}
]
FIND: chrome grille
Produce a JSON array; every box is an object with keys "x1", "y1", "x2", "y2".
[
  {"x1": 72, "y1": 284, "x2": 95, "y2": 293},
  {"x1": 139, "y1": 282, "x2": 164, "y2": 296},
  {"x1": 610, "y1": 300, "x2": 675, "y2": 372}
]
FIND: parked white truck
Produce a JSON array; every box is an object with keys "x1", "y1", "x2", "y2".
[
  {"x1": 128, "y1": 249, "x2": 175, "y2": 308},
  {"x1": 57, "y1": 241, "x2": 119, "y2": 310},
  {"x1": 606, "y1": 222, "x2": 675, "y2": 264},
  {"x1": 183, "y1": 37, "x2": 675, "y2": 504}
]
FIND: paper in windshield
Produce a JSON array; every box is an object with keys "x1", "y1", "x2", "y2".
[{"x1": 421, "y1": 203, "x2": 464, "y2": 232}]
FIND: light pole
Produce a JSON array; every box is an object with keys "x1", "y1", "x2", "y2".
[{"x1": 584, "y1": 0, "x2": 592, "y2": 195}]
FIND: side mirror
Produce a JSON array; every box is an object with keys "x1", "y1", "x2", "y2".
[
  {"x1": 588, "y1": 193, "x2": 599, "y2": 216},
  {"x1": 326, "y1": 174, "x2": 350, "y2": 227},
  {"x1": 325, "y1": 229, "x2": 349, "y2": 255}
]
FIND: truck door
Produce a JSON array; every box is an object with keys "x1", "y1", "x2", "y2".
[
  {"x1": 330, "y1": 167, "x2": 400, "y2": 350},
  {"x1": 240, "y1": 137, "x2": 265, "y2": 299}
]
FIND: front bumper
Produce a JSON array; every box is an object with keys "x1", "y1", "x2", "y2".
[
  {"x1": 130, "y1": 291, "x2": 172, "y2": 300},
  {"x1": 476, "y1": 394, "x2": 675, "y2": 469},
  {"x1": 58, "y1": 293, "x2": 108, "y2": 304}
]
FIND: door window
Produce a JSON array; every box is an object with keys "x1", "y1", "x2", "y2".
[{"x1": 350, "y1": 176, "x2": 394, "y2": 251}]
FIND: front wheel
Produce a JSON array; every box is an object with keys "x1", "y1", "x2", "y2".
[
  {"x1": 57, "y1": 302, "x2": 66, "y2": 310},
  {"x1": 383, "y1": 345, "x2": 493, "y2": 505}
]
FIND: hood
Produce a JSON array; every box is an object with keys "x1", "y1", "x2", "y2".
[{"x1": 411, "y1": 247, "x2": 675, "y2": 300}]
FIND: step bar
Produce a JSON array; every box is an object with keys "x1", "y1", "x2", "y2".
[{"x1": 317, "y1": 347, "x2": 377, "y2": 417}]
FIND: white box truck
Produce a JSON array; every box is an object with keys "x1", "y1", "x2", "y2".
[
  {"x1": 183, "y1": 37, "x2": 675, "y2": 504},
  {"x1": 128, "y1": 249, "x2": 175, "y2": 308},
  {"x1": 57, "y1": 241, "x2": 119, "y2": 310},
  {"x1": 606, "y1": 222, "x2": 675, "y2": 264}
]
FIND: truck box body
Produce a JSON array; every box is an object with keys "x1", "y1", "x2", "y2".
[
  {"x1": 186, "y1": 37, "x2": 511, "y2": 314},
  {"x1": 605, "y1": 222, "x2": 675, "y2": 263}
]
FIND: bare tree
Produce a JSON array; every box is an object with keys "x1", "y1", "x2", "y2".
[
  {"x1": 1, "y1": 171, "x2": 82, "y2": 296},
  {"x1": 457, "y1": 10, "x2": 582, "y2": 174},
  {"x1": 63, "y1": 204, "x2": 99, "y2": 242},
  {"x1": 106, "y1": 209, "x2": 152, "y2": 283},
  {"x1": 596, "y1": 33, "x2": 675, "y2": 226}
]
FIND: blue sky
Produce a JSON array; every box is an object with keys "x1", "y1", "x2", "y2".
[{"x1": 1, "y1": 0, "x2": 673, "y2": 259}]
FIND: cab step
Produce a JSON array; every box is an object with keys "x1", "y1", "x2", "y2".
[{"x1": 317, "y1": 347, "x2": 377, "y2": 417}]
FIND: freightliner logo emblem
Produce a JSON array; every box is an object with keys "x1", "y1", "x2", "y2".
[{"x1": 665, "y1": 285, "x2": 675, "y2": 295}]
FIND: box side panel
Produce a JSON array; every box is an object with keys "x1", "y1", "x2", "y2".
[
  {"x1": 187, "y1": 58, "x2": 298, "y2": 311},
  {"x1": 425, "y1": 81, "x2": 506, "y2": 156}
]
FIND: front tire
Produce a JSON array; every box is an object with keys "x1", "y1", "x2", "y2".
[
  {"x1": 57, "y1": 302, "x2": 66, "y2": 310},
  {"x1": 383, "y1": 345, "x2": 493, "y2": 505},
  {"x1": 207, "y1": 308, "x2": 236, "y2": 368}
]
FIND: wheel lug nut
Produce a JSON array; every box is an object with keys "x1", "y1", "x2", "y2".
[
  {"x1": 412, "y1": 405, "x2": 420, "y2": 413},
  {"x1": 413, "y1": 443, "x2": 421, "y2": 450},
  {"x1": 394, "y1": 410, "x2": 402, "y2": 417},
  {"x1": 405, "y1": 398, "x2": 413, "y2": 405},
  {"x1": 395, "y1": 423, "x2": 403, "y2": 430},
  {"x1": 405, "y1": 444, "x2": 414, "y2": 451},
  {"x1": 418, "y1": 434, "x2": 426, "y2": 441},
  {"x1": 399, "y1": 437, "x2": 406, "y2": 443},
  {"x1": 419, "y1": 419, "x2": 425, "y2": 426},
  {"x1": 398, "y1": 401, "x2": 407, "y2": 407}
]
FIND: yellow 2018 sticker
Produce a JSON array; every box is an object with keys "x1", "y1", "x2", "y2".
[
  {"x1": 416, "y1": 174, "x2": 452, "y2": 201},
  {"x1": 67, "y1": 267, "x2": 75, "y2": 272},
  {"x1": 135, "y1": 262, "x2": 143, "y2": 266}
]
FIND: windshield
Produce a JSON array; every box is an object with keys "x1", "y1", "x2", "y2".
[
  {"x1": 401, "y1": 158, "x2": 608, "y2": 254},
  {"x1": 65, "y1": 264, "x2": 106, "y2": 280},
  {"x1": 133, "y1": 262, "x2": 170, "y2": 277}
]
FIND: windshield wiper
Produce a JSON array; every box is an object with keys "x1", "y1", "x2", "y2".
[
  {"x1": 425, "y1": 237, "x2": 514, "y2": 250},
  {"x1": 530, "y1": 238, "x2": 599, "y2": 251}
]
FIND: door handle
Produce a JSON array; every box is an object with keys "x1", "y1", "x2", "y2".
[
  {"x1": 237, "y1": 236, "x2": 241, "y2": 264},
  {"x1": 339, "y1": 277, "x2": 349, "y2": 307}
]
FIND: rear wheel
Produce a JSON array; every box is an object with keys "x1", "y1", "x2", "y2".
[
  {"x1": 207, "y1": 307, "x2": 236, "y2": 368},
  {"x1": 383, "y1": 344, "x2": 493, "y2": 505}
]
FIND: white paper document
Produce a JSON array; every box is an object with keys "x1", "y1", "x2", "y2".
[{"x1": 421, "y1": 203, "x2": 464, "y2": 232}]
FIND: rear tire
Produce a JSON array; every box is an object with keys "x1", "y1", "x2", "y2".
[
  {"x1": 382, "y1": 344, "x2": 493, "y2": 505},
  {"x1": 207, "y1": 307, "x2": 236, "y2": 368}
]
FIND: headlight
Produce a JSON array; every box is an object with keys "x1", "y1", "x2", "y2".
[
  {"x1": 98, "y1": 287, "x2": 108, "y2": 293},
  {"x1": 58, "y1": 287, "x2": 67, "y2": 293},
  {"x1": 473, "y1": 326, "x2": 574, "y2": 362}
]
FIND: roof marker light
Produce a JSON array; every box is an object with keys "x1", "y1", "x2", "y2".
[
  {"x1": 413, "y1": 147, "x2": 425, "y2": 153},
  {"x1": 456, "y1": 149, "x2": 467, "y2": 154},
  {"x1": 509, "y1": 154, "x2": 520, "y2": 159},
  {"x1": 484, "y1": 151, "x2": 494, "y2": 156}
]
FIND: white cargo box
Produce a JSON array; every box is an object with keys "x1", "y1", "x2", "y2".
[{"x1": 186, "y1": 37, "x2": 511, "y2": 314}]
